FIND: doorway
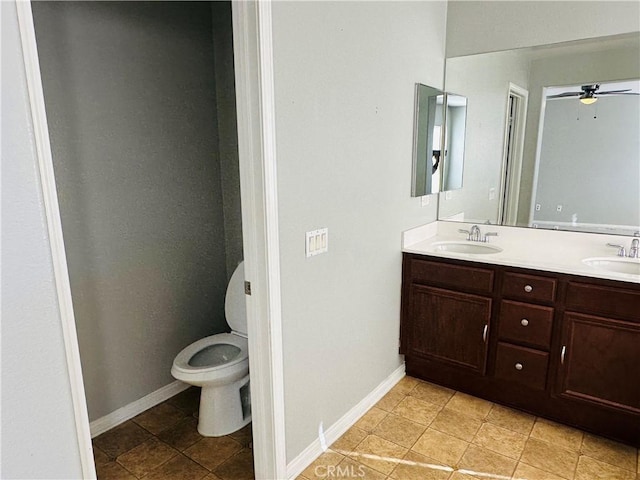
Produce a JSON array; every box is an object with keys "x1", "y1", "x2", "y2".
[{"x1": 18, "y1": 1, "x2": 286, "y2": 478}]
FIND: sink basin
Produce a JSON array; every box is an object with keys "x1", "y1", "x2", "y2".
[
  {"x1": 431, "y1": 241, "x2": 503, "y2": 255},
  {"x1": 582, "y1": 257, "x2": 640, "y2": 275}
]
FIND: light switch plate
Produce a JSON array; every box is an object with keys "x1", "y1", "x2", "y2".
[{"x1": 306, "y1": 228, "x2": 328, "y2": 257}]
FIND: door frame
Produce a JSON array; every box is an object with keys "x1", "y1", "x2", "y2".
[{"x1": 16, "y1": 1, "x2": 286, "y2": 478}]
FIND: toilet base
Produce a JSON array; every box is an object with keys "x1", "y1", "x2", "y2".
[{"x1": 197, "y1": 374, "x2": 251, "y2": 436}]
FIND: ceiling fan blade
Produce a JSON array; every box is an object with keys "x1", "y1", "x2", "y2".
[
  {"x1": 598, "y1": 89, "x2": 637, "y2": 95},
  {"x1": 547, "y1": 92, "x2": 582, "y2": 98}
]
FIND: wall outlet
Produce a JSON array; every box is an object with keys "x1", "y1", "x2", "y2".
[
  {"x1": 421, "y1": 196, "x2": 430, "y2": 207},
  {"x1": 305, "y1": 228, "x2": 328, "y2": 257},
  {"x1": 535, "y1": 203, "x2": 541, "y2": 211},
  {"x1": 556, "y1": 205, "x2": 563, "y2": 212},
  {"x1": 445, "y1": 191, "x2": 453, "y2": 200}
]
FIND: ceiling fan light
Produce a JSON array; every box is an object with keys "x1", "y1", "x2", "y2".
[{"x1": 580, "y1": 97, "x2": 598, "y2": 105}]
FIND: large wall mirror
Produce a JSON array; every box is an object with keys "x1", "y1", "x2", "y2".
[{"x1": 439, "y1": 32, "x2": 640, "y2": 236}]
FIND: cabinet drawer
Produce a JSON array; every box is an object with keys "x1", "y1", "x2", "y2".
[
  {"x1": 502, "y1": 272, "x2": 556, "y2": 303},
  {"x1": 498, "y1": 300, "x2": 554, "y2": 349},
  {"x1": 494, "y1": 342, "x2": 549, "y2": 391},
  {"x1": 566, "y1": 282, "x2": 640, "y2": 323},
  {"x1": 410, "y1": 258, "x2": 494, "y2": 294}
]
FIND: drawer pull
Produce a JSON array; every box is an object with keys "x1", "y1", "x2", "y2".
[
  {"x1": 514, "y1": 363, "x2": 523, "y2": 371},
  {"x1": 483, "y1": 324, "x2": 488, "y2": 342},
  {"x1": 561, "y1": 345, "x2": 566, "y2": 365},
  {"x1": 520, "y1": 318, "x2": 529, "y2": 327},
  {"x1": 524, "y1": 285, "x2": 533, "y2": 293}
]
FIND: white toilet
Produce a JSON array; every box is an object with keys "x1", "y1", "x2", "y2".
[{"x1": 171, "y1": 261, "x2": 251, "y2": 436}]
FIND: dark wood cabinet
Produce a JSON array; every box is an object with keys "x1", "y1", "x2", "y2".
[
  {"x1": 407, "y1": 284, "x2": 491, "y2": 375},
  {"x1": 401, "y1": 252, "x2": 640, "y2": 446}
]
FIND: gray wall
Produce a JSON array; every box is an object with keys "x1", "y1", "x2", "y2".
[
  {"x1": 1, "y1": 3, "x2": 83, "y2": 477},
  {"x1": 271, "y1": 0, "x2": 446, "y2": 462},
  {"x1": 446, "y1": 1, "x2": 640, "y2": 57},
  {"x1": 32, "y1": 2, "x2": 240, "y2": 422},
  {"x1": 533, "y1": 95, "x2": 640, "y2": 227}
]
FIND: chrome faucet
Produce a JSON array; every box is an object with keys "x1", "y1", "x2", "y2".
[
  {"x1": 458, "y1": 225, "x2": 499, "y2": 243},
  {"x1": 607, "y1": 237, "x2": 640, "y2": 258}
]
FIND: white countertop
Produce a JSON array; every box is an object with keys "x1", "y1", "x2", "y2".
[{"x1": 402, "y1": 221, "x2": 640, "y2": 284}]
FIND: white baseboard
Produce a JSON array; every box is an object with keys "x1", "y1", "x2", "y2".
[
  {"x1": 90, "y1": 380, "x2": 190, "y2": 438},
  {"x1": 286, "y1": 363, "x2": 406, "y2": 479}
]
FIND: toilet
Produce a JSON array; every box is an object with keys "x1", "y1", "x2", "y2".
[{"x1": 171, "y1": 261, "x2": 251, "y2": 436}]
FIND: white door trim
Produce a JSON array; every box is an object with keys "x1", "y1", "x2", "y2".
[
  {"x1": 15, "y1": 3, "x2": 96, "y2": 478},
  {"x1": 232, "y1": 1, "x2": 287, "y2": 478}
]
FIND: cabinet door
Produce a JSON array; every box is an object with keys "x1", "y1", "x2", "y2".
[
  {"x1": 407, "y1": 284, "x2": 491, "y2": 374},
  {"x1": 557, "y1": 312, "x2": 640, "y2": 415}
]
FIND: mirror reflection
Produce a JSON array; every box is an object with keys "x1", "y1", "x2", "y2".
[
  {"x1": 440, "y1": 33, "x2": 640, "y2": 235},
  {"x1": 412, "y1": 84, "x2": 444, "y2": 196}
]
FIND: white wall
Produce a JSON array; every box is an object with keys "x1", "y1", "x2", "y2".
[
  {"x1": 446, "y1": 1, "x2": 640, "y2": 57},
  {"x1": 31, "y1": 2, "x2": 239, "y2": 422},
  {"x1": 270, "y1": 1, "x2": 446, "y2": 462},
  {"x1": 0, "y1": 3, "x2": 83, "y2": 478}
]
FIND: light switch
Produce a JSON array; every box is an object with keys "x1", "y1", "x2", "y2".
[
  {"x1": 306, "y1": 228, "x2": 328, "y2": 257},
  {"x1": 489, "y1": 188, "x2": 496, "y2": 201}
]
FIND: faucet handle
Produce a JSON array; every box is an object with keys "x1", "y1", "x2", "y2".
[
  {"x1": 482, "y1": 232, "x2": 498, "y2": 243},
  {"x1": 607, "y1": 243, "x2": 626, "y2": 257},
  {"x1": 458, "y1": 229, "x2": 471, "y2": 241},
  {"x1": 629, "y1": 238, "x2": 640, "y2": 258}
]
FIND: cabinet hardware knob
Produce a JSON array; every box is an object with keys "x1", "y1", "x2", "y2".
[
  {"x1": 524, "y1": 285, "x2": 533, "y2": 293},
  {"x1": 521, "y1": 319, "x2": 529, "y2": 326},
  {"x1": 482, "y1": 324, "x2": 488, "y2": 342},
  {"x1": 561, "y1": 346, "x2": 566, "y2": 365},
  {"x1": 515, "y1": 363, "x2": 523, "y2": 371}
]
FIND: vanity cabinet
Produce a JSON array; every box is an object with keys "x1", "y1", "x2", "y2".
[{"x1": 400, "y1": 253, "x2": 640, "y2": 446}]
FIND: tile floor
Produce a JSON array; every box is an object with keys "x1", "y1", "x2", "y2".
[
  {"x1": 92, "y1": 387, "x2": 254, "y2": 480},
  {"x1": 299, "y1": 376, "x2": 640, "y2": 480}
]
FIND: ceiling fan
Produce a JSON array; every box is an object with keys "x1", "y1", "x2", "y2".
[{"x1": 547, "y1": 84, "x2": 640, "y2": 104}]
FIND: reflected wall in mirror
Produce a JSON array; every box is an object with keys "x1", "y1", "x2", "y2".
[
  {"x1": 412, "y1": 84, "x2": 444, "y2": 196},
  {"x1": 442, "y1": 93, "x2": 467, "y2": 191},
  {"x1": 439, "y1": 33, "x2": 640, "y2": 235}
]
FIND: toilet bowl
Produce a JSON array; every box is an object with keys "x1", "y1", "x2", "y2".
[{"x1": 171, "y1": 261, "x2": 251, "y2": 436}]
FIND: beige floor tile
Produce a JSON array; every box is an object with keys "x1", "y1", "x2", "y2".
[
  {"x1": 351, "y1": 434, "x2": 408, "y2": 475},
  {"x1": 355, "y1": 407, "x2": 388, "y2": 432},
  {"x1": 472, "y1": 422, "x2": 527, "y2": 460},
  {"x1": 580, "y1": 433, "x2": 637, "y2": 472},
  {"x1": 376, "y1": 389, "x2": 407, "y2": 412},
  {"x1": 486, "y1": 404, "x2": 535, "y2": 436},
  {"x1": 457, "y1": 445, "x2": 516, "y2": 479},
  {"x1": 157, "y1": 417, "x2": 204, "y2": 452},
  {"x1": 408, "y1": 381, "x2": 455, "y2": 407},
  {"x1": 332, "y1": 426, "x2": 368, "y2": 453},
  {"x1": 372, "y1": 413, "x2": 426, "y2": 449},
  {"x1": 411, "y1": 428, "x2": 469, "y2": 466},
  {"x1": 391, "y1": 396, "x2": 440, "y2": 426},
  {"x1": 116, "y1": 437, "x2": 178, "y2": 477},
  {"x1": 93, "y1": 446, "x2": 110, "y2": 466},
  {"x1": 574, "y1": 455, "x2": 636, "y2": 480},
  {"x1": 95, "y1": 461, "x2": 137, "y2": 480},
  {"x1": 449, "y1": 472, "x2": 480, "y2": 480},
  {"x1": 144, "y1": 453, "x2": 209, "y2": 480},
  {"x1": 183, "y1": 436, "x2": 243, "y2": 471},
  {"x1": 389, "y1": 450, "x2": 452, "y2": 480},
  {"x1": 214, "y1": 448, "x2": 255, "y2": 480},
  {"x1": 93, "y1": 420, "x2": 152, "y2": 458},
  {"x1": 430, "y1": 407, "x2": 482, "y2": 442},
  {"x1": 301, "y1": 450, "x2": 345, "y2": 479},
  {"x1": 445, "y1": 392, "x2": 493, "y2": 420},
  {"x1": 530, "y1": 417, "x2": 583, "y2": 452},
  {"x1": 202, "y1": 474, "x2": 223, "y2": 480},
  {"x1": 513, "y1": 462, "x2": 568, "y2": 480},
  {"x1": 227, "y1": 424, "x2": 253, "y2": 449},
  {"x1": 336, "y1": 457, "x2": 387, "y2": 480},
  {"x1": 394, "y1": 376, "x2": 419, "y2": 395},
  {"x1": 132, "y1": 402, "x2": 187, "y2": 435},
  {"x1": 519, "y1": 437, "x2": 579, "y2": 480}
]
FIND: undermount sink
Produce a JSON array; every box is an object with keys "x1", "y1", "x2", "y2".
[
  {"x1": 582, "y1": 257, "x2": 640, "y2": 276},
  {"x1": 430, "y1": 241, "x2": 502, "y2": 255}
]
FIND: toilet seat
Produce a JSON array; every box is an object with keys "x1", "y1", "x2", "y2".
[{"x1": 172, "y1": 332, "x2": 248, "y2": 375}]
